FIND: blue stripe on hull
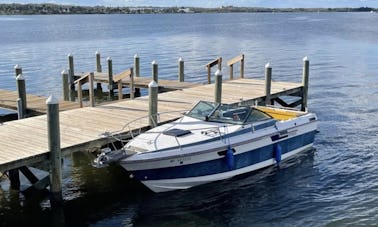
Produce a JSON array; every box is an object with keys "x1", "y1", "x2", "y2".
[{"x1": 132, "y1": 130, "x2": 316, "y2": 181}]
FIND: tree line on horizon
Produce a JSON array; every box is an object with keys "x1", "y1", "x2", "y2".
[{"x1": 0, "y1": 3, "x2": 376, "y2": 15}]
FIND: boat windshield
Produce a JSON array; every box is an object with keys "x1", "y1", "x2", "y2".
[{"x1": 186, "y1": 101, "x2": 272, "y2": 124}]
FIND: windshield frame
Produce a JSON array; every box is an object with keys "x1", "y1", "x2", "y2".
[{"x1": 185, "y1": 101, "x2": 273, "y2": 125}]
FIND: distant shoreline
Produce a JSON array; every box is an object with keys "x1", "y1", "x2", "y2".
[{"x1": 0, "y1": 3, "x2": 376, "y2": 15}]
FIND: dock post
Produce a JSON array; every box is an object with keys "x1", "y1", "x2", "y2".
[
  {"x1": 152, "y1": 60, "x2": 158, "y2": 83},
  {"x1": 17, "y1": 98, "x2": 24, "y2": 120},
  {"x1": 95, "y1": 51, "x2": 102, "y2": 90},
  {"x1": 118, "y1": 80, "x2": 123, "y2": 100},
  {"x1": 68, "y1": 53, "x2": 74, "y2": 87},
  {"x1": 134, "y1": 54, "x2": 140, "y2": 78},
  {"x1": 301, "y1": 56, "x2": 309, "y2": 111},
  {"x1": 14, "y1": 64, "x2": 22, "y2": 77},
  {"x1": 178, "y1": 57, "x2": 184, "y2": 82},
  {"x1": 240, "y1": 54, "x2": 245, "y2": 78},
  {"x1": 229, "y1": 64, "x2": 234, "y2": 80},
  {"x1": 107, "y1": 57, "x2": 114, "y2": 98},
  {"x1": 95, "y1": 51, "x2": 102, "y2": 72},
  {"x1": 46, "y1": 95, "x2": 63, "y2": 207},
  {"x1": 214, "y1": 69, "x2": 222, "y2": 103},
  {"x1": 10, "y1": 97, "x2": 21, "y2": 189},
  {"x1": 265, "y1": 63, "x2": 272, "y2": 106},
  {"x1": 130, "y1": 68, "x2": 135, "y2": 99},
  {"x1": 78, "y1": 81, "x2": 83, "y2": 108},
  {"x1": 68, "y1": 54, "x2": 75, "y2": 101},
  {"x1": 149, "y1": 80, "x2": 158, "y2": 128},
  {"x1": 89, "y1": 72, "x2": 95, "y2": 107},
  {"x1": 134, "y1": 54, "x2": 141, "y2": 96},
  {"x1": 62, "y1": 70, "x2": 69, "y2": 101},
  {"x1": 16, "y1": 74, "x2": 27, "y2": 117},
  {"x1": 207, "y1": 65, "x2": 211, "y2": 84},
  {"x1": 8, "y1": 97, "x2": 24, "y2": 190}
]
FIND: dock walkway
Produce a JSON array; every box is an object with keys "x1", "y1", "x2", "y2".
[
  {"x1": 0, "y1": 78, "x2": 303, "y2": 172},
  {"x1": 0, "y1": 89, "x2": 78, "y2": 114},
  {"x1": 84, "y1": 71, "x2": 199, "y2": 91}
]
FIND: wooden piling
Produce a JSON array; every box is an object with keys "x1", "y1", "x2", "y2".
[
  {"x1": 207, "y1": 65, "x2": 211, "y2": 84},
  {"x1": 107, "y1": 57, "x2": 114, "y2": 98},
  {"x1": 68, "y1": 54, "x2": 74, "y2": 86},
  {"x1": 14, "y1": 64, "x2": 22, "y2": 77},
  {"x1": 265, "y1": 63, "x2": 272, "y2": 105},
  {"x1": 62, "y1": 70, "x2": 69, "y2": 101},
  {"x1": 214, "y1": 69, "x2": 222, "y2": 103},
  {"x1": 130, "y1": 68, "x2": 134, "y2": 99},
  {"x1": 77, "y1": 82, "x2": 83, "y2": 108},
  {"x1": 16, "y1": 98, "x2": 23, "y2": 120},
  {"x1": 95, "y1": 51, "x2": 102, "y2": 72},
  {"x1": 302, "y1": 56, "x2": 309, "y2": 111},
  {"x1": 89, "y1": 72, "x2": 95, "y2": 107},
  {"x1": 149, "y1": 80, "x2": 158, "y2": 127},
  {"x1": 8, "y1": 97, "x2": 24, "y2": 190},
  {"x1": 16, "y1": 74, "x2": 27, "y2": 117},
  {"x1": 118, "y1": 81, "x2": 123, "y2": 100},
  {"x1": 178, "y1": 57, "x2": 184, "y2": 82},
  {"x1": 46, "y1": 95, "x2": 63, "y2": 207},
  {"x1": 134, "y1": 54, "x2": 141, "y2": 96},
  {"x1": 229, "y1": 64, "x2": 234, "y2": 80},
  {"x1": 152, "y1": 60, "x2": 158, "y2": 83},
  {"x1": 8, "y1": 100, "x2": 20, "y2": 189},
  {"x1": 240, "y1": 54, "x2": 245, "y2": 79},
  {"x1": 95, "y1": 51, "x2": 102, "y2": 90},
  {"x1": 134, "y1": 54, "x2": 140, "y2": 77}
]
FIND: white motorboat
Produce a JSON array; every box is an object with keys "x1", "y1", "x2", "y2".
[{"x1": 94, "y1": 101, "x2": 317, "y2": 193}]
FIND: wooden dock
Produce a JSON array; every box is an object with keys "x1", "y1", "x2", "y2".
[
  {"x1": 0, "y1": 78, "x2": 303, "y2": 173},
  {"x1": 0, "y1": 53, "x2": 310, "y2": 206},
  {"x1": 0, "y1": 89, "x2": 79, "y2": 114}
]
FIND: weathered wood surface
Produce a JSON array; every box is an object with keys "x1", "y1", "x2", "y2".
[
  {"x1": 0, "y1": 90, "x2": 78, "y2": 114},
  {"x1": 0, "y1": 78, "x2": 302, "y2": 172},
  {"x1": 76, "y1": 71, "x2": 198, "y2": 91}
]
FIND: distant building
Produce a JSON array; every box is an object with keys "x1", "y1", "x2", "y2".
[{"x1": 178, "y1": 8, "x2": 194, "y2": 13}]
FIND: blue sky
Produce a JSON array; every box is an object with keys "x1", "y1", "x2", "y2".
[{"x1": 1, "y1": 0, "x2": 378, "y2": 8}]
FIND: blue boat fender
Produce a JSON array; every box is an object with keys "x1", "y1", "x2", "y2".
[
  {"x1": 274, "y1": 144, "x2": 282, "y2": 164},
  {"x1": 226, "y1": 145, "x2": 235, "y2": 170}
]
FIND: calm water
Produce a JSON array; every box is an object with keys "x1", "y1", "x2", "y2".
[{"x1": 1, "y1": 13, "x2": 378, "y2": 226}]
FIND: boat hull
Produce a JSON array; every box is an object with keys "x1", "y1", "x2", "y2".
[{"x1": 140, "y1": 143, "x2": 314, "y2": 192}]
